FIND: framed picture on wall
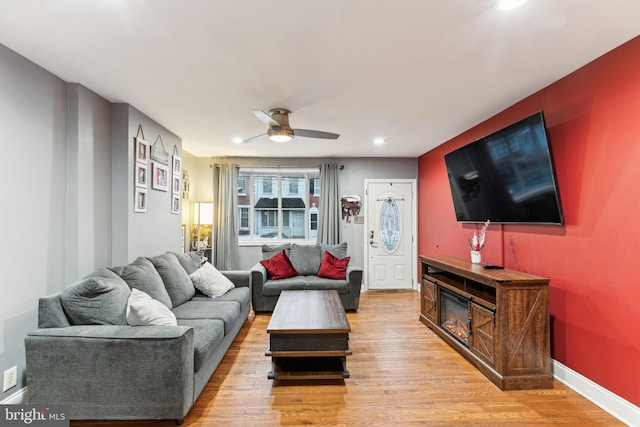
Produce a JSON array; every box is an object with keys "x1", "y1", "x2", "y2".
[
  {"x1": 172, "y1": 155, "x2": 182, "y2": 177},
  {"x1": 172, "y1": 194, "x2": 180, "y2": 214},
  {"x1": 135, "y1": 137, "x2": 149, "y2": 163},
  {"x1": 135, "y1": 162, "x2": 148, "y2": 188},
  {"x1": 134, "y1": 187, "x2": 147, "y2": 213},
  {"x1": 172, "y1": 175, "x2": 181, "y2": 194},
  {"x1": 152, "y1": 162, "x2": 169, "y2": 191}
]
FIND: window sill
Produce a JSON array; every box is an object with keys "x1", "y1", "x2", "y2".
[{"x1": 238, "y1": 239, "x2": 317, "y2": 247}]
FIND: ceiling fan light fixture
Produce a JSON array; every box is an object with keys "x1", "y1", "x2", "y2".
[
  {"x1": 267, "y1": 126, "x2": 294, "y2": 143},
  {"x1": 269, "y1": 134, "x2": 293, "y2": 143}
]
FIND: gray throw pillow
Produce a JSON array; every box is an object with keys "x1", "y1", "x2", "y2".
[
  {"x1": 59, "y1": 268, "x2": 131, "y2": 325},
  {"x1": 172, "y1": 251, "x2": 205, "y2": 275},
  {"x1": 148, "y1": 252, "x2": 195, "y2": 307},
  {"x1": 110, "y1": 257, "x2": 173, "y2": 309},
  {"x1": 262, "y1": 243, "x2": 291, "y2": 260},
  {"x1": 289, "y1": 244, "x2": 322, "y2": 275},
  {"x1": 321, "y1": 242, "x2": 348, "y2": 259}
]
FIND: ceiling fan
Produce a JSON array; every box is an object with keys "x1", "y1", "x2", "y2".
[{"x1": 241, "y1": 108, "x2": 340, "y2": 143}]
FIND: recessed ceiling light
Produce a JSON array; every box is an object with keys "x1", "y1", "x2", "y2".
[
  {"x1": 374, "y1": 138, "x2": 385, "y2": 145},
  {"x1": 498, "y1": 0, "x2": 526, "y2": 10},
  {"x1": 232, "y1": 137, "x2": 243, "y2": 144}
]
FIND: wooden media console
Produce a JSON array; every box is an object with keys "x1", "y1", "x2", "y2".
[{"x1": 419, "y1": 255, "x2": 552, "y2": 390}]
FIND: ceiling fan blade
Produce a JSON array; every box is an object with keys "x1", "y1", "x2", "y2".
[
  {"x1": 251, "y1": 109, "x2": 279, "y2": 127},
  {"x1": 241, "y1": 133, "x2": 266, "y2": 143},
  {"x1": 293, "y1": 129, "x2": 340, "y2": 139}
]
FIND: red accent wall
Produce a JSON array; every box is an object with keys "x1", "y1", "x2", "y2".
[{"x1": 418, "y1": 35, "x2": 640, "y2": 406}]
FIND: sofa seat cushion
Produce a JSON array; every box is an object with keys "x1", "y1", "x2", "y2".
[
  {"x1": 110, "y1": 257, "x2": 173, "y2": 309},
  {"x1": 59, "y1": 268, "x2": 131, "y2": 325},
  {"x1": 177, "y1": 319, "x2": 224, "y2": 372},
  {"x1": 207, "y1": 287, "x2": 251, "y2": 313},
  {"x1": 304, "y1": 276, "x2": 349, "y2": 294},
  {"x1": 172, "y1": 301, "x2": 241, "y2": 335},
  {"x1": 148, "y1": 252, "x2": 195, "y2": 307},
  {"x1": 262, "y1": 276, "x2": 307, "y2": 296}
]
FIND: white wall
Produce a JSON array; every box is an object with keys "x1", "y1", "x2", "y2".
[
  {"x1": 0, "y1": 43, "x2": 183, "y2": 399},
  {"x1": 67, "y1": 84, "x2": 113, "y2": 280},
  {"x1": 1, "y1": 44, "x2": 71, "y2": 398},
  {"x1": 111, "y1": 105, "x2": 183, "y2": 264}
]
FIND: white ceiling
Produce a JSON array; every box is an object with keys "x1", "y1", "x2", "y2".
[{"x1": 1, "y1": 1, "x2": 639, "y2": 158}]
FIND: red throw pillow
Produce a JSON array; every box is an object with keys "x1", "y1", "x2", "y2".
[
  {"x1": 317, "y1": 251, "x2": 351, "y2": 280},
  {"x1": 260, "y1": 249, "x2": 299, "y2": 280}
]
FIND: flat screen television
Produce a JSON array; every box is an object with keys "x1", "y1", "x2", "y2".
[{"x1": 444, "y1": 111, "x2": 563, "y2": 224}]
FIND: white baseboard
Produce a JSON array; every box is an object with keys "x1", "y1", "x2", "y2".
[
  {"x1": 553, "y1": 360, "x2": 639, "y2": 427},
  {"x1": 0, "y1": 387, "x2": 28, "y2": 405}
]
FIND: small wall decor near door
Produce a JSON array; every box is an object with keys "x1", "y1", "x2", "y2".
[
  {"x1": 365, "y1": 179, "x2": 417, "y2": 291},
  {"x1": 341, "y1": 195, "x2": 361, "y2": 223}
]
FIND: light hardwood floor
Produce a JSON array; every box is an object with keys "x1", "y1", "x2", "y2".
[{"x1": 73, "y1": 290, "x2": 624, "y2": 426}]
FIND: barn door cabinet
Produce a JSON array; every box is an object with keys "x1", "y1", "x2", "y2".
[{"x1": 419, "y1": 255, "x2": 552, "y2": 390}]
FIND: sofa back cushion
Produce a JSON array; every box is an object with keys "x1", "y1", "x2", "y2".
[
  {"x1": 289, "y1": 243, "x2": 322, "y2": 275},
  {"x1": 172, "y1": 251, "x2": 205, "y2": 275},
  {"x1": 148, "y1": 252, "x2": 196, "y2": 307},
  {"x1": 261, "y1": 243, "x2": 291, "y2": 260},
  {"x1": 110, "y1": 257, "x2": 173, "y2": 309},
  {"x1": 59, "y1": 268, "x2": 131, "y2": 325},
  {"x1": 321, "y1": 242, "x2": 348, "y2": 259}
]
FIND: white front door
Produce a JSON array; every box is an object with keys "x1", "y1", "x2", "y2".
[{"x1": 365, "y1": 179, "x2": 416, "y2": 290}]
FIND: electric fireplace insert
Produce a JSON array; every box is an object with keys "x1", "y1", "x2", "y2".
[{"x1": 439, "y1": 287, "x2": 470, "y2": 347}]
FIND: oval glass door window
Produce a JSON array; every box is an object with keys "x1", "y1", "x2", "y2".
[{"x1": 380, "y1": 198, "x2": 401, "y2": 253}]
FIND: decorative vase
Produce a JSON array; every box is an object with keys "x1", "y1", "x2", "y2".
[{"x1": 470, "y1": 250, "x2": 481, "y2": 264}]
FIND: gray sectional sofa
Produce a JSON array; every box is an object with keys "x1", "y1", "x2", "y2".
[
  {"x1": 250, "y1": 242, "x2": 362, "y2": 312},
  {"x1": 25, "y1": 251, "x2": 250, "y2": 424}
]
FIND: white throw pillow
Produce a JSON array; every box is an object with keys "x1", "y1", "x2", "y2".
[
  {"x1": 126, "y1": 288, "x2": 177, "y2": 326},
  {"x1": 189, "y1": 262, "x2": 235, "y2": 298}
]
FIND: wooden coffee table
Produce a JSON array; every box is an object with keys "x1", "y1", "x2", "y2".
[{"x1": 266, "y1": 290, "x2": 352, "y2": 381}]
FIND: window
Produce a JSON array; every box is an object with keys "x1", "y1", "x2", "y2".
[
  {"x1": 239, "y1": 206, "x2": 249, "y2": 230},
  {"x1": 261, "y1": 176, "x2": 274, "y2": 194},
  {"x1": 238, "y1": 168, "x2": 320, "y2": 242},
  {"x1": 310, "y1": 178, "x2": 320, "y2": 196},
  {"x1": 288, "y1": 178, "x2": 299, "y2": 194},
  {"x1": 237, "y1": 176, "x2": 247, "y2": 195}
]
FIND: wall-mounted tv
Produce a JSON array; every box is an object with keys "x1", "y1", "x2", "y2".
[{"x1": 444, "y1": 111, "x2": 563, "y2": 224}]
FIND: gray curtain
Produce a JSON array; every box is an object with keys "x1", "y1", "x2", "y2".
[
  {"x1": 317, "y1": 164, "x2": 341, "y2": 244},
  {"x1": 213, "y1": 163, "x2": 240, "y2": 269}
]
